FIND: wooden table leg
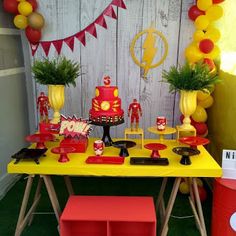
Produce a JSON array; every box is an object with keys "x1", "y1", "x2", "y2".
[
  {"x1": 189, "y1": 196, "x2": 205, "y2": 236},
  {"x1": 42, "y1": 175, "x2": 61, "y2": 222},
  {"x1": 160, "y1": 177, "x2": 182, "y2": 236},
  {"x1": 192, "y1": 177, "x2": 207, "y2": 236},
  {"x1": 15, "y1": 175, "x2": 40, "y2": 236},
  {"x1": 64, "y1": 175, "x2": 74, "y2": 195},
  {"x1": 156, "y1": 177, "x2": 168, "y2": 224},
  {"x1": 28, "y1": 176, "x2": 43, "y2": 226}
]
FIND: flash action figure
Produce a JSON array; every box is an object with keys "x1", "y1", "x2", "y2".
[
  {"x1": 128, "y1": 99, "x2": 142, "y2": 131},
  {"x1": 37, "y1": 92, "x2": 50, "y2": 123}
]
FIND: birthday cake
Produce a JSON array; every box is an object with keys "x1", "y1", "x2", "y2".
[{"x1": 89, "y1": 76, "x2": 124, "y2": 125}]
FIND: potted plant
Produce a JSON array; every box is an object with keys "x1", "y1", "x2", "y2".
[
  {"x1": 162, "y1": 62, "x2": 219, "y2": 130},
  {"x1": 32, "y1": 56, "x2": 81, "y2": 124}
]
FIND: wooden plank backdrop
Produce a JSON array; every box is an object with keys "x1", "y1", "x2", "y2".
[{"x1": 30, "y1": 0, "x2": 195, "y2": 138}]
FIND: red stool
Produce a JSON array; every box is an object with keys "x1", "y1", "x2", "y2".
[{"x1": 211, "y1": 178, "x2": 236, "y2": 236}]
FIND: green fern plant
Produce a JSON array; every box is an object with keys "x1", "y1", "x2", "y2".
[
  {"x1": 162, "y1": 62, "x2": 220, "y2": 92},
  {"x1": 32, "y1": 57, "x2": 81, "y2": 87}
]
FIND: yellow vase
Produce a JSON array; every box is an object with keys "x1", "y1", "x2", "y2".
[
  {"x1": 48, "y1": 85, "x2": 65, "y2": 124},
  {"x1": 179, "y1": 90, "x2": 197, "y2": 130}
]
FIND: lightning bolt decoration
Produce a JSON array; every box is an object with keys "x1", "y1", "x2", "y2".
[
  {"x1": 130, "y1": 23, "x2": 168, "y2": 79},
  {"x1": 142, "y1": 28, "x2": 158, "y2": 77}
]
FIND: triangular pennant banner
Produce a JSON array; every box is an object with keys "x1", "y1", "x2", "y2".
[
  {"x1": 111, "y1": 0, "x2": 127, "y2": 9},
  {"x1": 30, "y1": 43, "x2": 39, "y2": 56},
  {"x1": 95, "y1": 14, "x2": 107, "y2": 29},
  {"x1": 104, "y1": 5, "x2": 117, "y2": 19},
  {"x1": 64, "y1": 36, "x2": 75, "y2": 51},
  {"x1": 75, "y1": 31, "x2": 86, "y2": 46},
  {"x1": 85, "y1": 23, "x2": 97, "y2": 38},
  {"x1": 52, "y1": 40, "x2": 63, "y2": 55},
  {"x1": 41, "y1": 41, "x2": 51, "y2": 56},
  {"x1": 30, "y1": 1, "x2": 127, "y2": 55}
]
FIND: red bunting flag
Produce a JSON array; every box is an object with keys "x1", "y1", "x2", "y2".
[
  {"x1": 75, "y1": 31, "x2": 86, "y2": 46},
  {"x1": 104, "y1": 5, "x2": 117, "y2": 19},
  {"x1": 64, "y1": 36, "x2": 74, "y2": 51},
  {"x1": 52, "y1": 40, "x2": 63, "y2": 54},
  {"x1": 111, "y1": 0, "x2": 126, "y2": 9},
  {"x1": 95, "y1": 14, "x2": 107, "y2": 29},
  {"x1": 85, "y1": 23, "x2": 97, "y2": 38},
  {"x1": 30, "y1": 43, "x2": 39, "y2": 56},
  {"x1": 41, "y1": 41, "x2": 51, "y2": 56}
]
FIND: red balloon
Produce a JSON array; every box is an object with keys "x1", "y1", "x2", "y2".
[
  {"x1": 25, "y1": 26, "x2": 41, "y2": 44},
  {"x1": 203, "y1": 58, "x2": 215, "y2": 71},
  {"x1": 188, "y1": 5, "x2": 205, "y2": 21},
  {"x1": 193, "y1": 122, "x2": 208, "y2": 135},
  {"x1": 213, "y1": 0, "x2": 225, "y2": 3},
  {"x1": 199, "y1": 39, "x2": 214, "y2": 54},
  {"x1": 198, "y1": 186, "x2": 207, "y2": 202},
  {"x1": 3, "y1": 0, "x2": 18, "y2": 14},
  {"x1": 27, "y1": 0, "x2": 38, "y2": 11}
]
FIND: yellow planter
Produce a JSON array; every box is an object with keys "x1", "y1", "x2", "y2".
[
  {"x1": 179, "y1": 90, "x2": 197, "y2": 130},
  {"x1": 48, "y1": 85, "x2": 65, "y2": 124}
]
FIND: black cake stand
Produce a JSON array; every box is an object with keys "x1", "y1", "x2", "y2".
[{"x1": 90, "y1": 119, "x2": 124, "y2": 147}]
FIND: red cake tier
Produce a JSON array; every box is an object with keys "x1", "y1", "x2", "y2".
[
  {"x1": 95, "y1": 86, "x2": 119, "y2": 100},
  {"x1": 91, "y1": 97, "x2": 123, "y2": 113}
]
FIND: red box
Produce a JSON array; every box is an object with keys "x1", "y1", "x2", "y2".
[
  {"x1": 60, "y1": 137, "x2": 88, "y2": 153},
  {"x1": 60, "y1": 196, "x2": 157, "y2": 236}
]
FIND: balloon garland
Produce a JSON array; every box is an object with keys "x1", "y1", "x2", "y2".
[
  {"x1": 3, "y1": 0, "x2": 45, "y2": 44},
  {"x1": 184, "y1": 0, "x2": 225, "y2": 137}
]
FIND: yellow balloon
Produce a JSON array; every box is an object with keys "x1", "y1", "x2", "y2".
[
  {"x1": 192, "y1": 105, "x2": 208, "y2": 123},
  {"x1": 13, "y1": 14, "x2": 28, "y2": 29},
  {"x1": 206, "y1": 5, "x2": 223, "y2": 21},
  {"x1": 198, "y1": 95, "x2": 214, "y2": 108},
  {"x1": 205, "y1": 45, "x2": 220, "y2": 59},
  {"x1": 179, "y1": 182, "x2": 190, "y2": 194},
  {"x1": 197, "y1": 90, "x2": 210, "y2": 101},
  {"x1": 18, "y1": 1, "x2": 33, "y2": 16},
  {"x1": 205, "y1": 27, "x2": 221, "y2": 42},
  {"x1": 193, "y1": 30, "x2": 205, "y2": 42},
  {"x1": 195, "y1": 15, "x2": 210, "y2": 30},
  {"x1": 197, "y1": 0, "x2": 212, "y2": 11},
  {"x1": 185, "y1": 44, "x2": 203, "y2": 63}
]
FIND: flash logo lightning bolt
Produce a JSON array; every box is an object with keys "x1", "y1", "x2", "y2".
[
  {"x1": 130, "y1": 24, "x2": 168, "y2": 79},
  {"x1": 142, "y1": 29, "x2": 157, "y2": 78}
]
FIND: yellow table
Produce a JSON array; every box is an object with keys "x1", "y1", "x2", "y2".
[
  {"x1": 8, "y1": 138, "x2": 222, "y2": 236},
  {"x1": 148, "y1": 126, "x2": 176, "y2": 141}
]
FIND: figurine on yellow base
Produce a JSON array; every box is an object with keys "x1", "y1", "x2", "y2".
[
  {"x1": 128, "y1": 99, "x2": 142, "y2": 131},
  {"x1": 37, "y1": 92, "x2": 50, "y2": 123}
]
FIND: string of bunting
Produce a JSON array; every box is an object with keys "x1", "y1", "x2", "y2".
[{"x1": 30, "y1": 0, "x2": 126, "y2": 56}]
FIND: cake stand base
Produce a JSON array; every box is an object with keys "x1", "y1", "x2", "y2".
[{"x1": 102, "y1": 126, "x2": 113, "y2": 147}]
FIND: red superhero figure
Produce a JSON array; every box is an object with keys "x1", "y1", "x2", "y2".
[
  {"x1": 37, "y1": 92, "x2": 50, "y2": 123},
  {"x1": 128, "y1": 99, "x2": 142, "y2": 131}
]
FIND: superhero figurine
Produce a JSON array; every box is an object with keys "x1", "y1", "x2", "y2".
[
  {"x1": 128, "y1": 99, "x2": 142, "y2": 131},
  {"x1": 37, "y1": 92, "x2": 50, "y2": 123}
]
